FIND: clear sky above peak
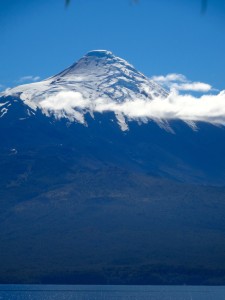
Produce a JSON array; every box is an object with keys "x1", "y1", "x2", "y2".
[{"x1": 0, "y1": 0, "x2": 225, "y2": 90}]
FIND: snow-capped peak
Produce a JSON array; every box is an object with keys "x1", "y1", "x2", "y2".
[
  {"x1": 1, "y1": 50, "x2": 168, "y2": 130},
  {"x1": 4, "y1": 50, "x2": 167, "y2": 103}
]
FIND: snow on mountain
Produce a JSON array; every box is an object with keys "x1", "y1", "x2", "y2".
[
  {"x1": 0, "y1": 50, "x2": 168, "y2": 130},
  {"x1": 2, "y1": 50, "x2": 224, "y2": 131}
]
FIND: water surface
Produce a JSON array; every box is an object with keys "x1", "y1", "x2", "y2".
[{"x1": 0, "y1": 284, "x2": 225, "y2": 299}]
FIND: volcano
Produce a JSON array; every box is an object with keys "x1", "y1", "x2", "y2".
[{"x1": 1, "y1": 50, "x2": 225, "y2": 285}]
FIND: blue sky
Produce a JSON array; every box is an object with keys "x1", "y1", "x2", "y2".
[{"x1": 0, "y1": 0, "x2": 225, "y2": 90}]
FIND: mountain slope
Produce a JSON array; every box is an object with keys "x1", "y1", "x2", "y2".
[
  {"x1": 1, "y1": 50, "x2": 225, "y2": 285},
  {"x1": 3, "y1": 50, "x2": 168, "y2": 102},
  {"x1": 1, "y1": 50, "x2": 167, "y2": 129}
]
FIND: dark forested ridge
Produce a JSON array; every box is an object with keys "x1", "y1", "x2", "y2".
[{"x1": 1, "y1": 96, "x2": 225, "y2": 284}]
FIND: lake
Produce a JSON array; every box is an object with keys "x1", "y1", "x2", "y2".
[{"x1": 0, "y1": 285, "x2": 225, "y2": 299}]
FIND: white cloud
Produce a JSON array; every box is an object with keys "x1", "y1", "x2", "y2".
[
  {"x1": 40, "y1": 91, "x2": 89, "y2": 111},
  {"x1": 152, "y1": 73, "x2": 186, "y2": 83},
  {"x1": 18, "y1": 76, "x2": 41, "y2": 83},
  {"x1": 114, "y1": 90, "x2": 225, "y2": 124},
  {"x1": 39, "y1": 88, "x2": 225, "y2": 129},
  {"x1": 172, "y1": 82, "x2": 212, "y2": 92},
  {"x1": 151, "y1": 73, "x2": 213, "y2": 93},
  {"x1": 40, "y1": 91, "x2": 91, "y2": 123}
]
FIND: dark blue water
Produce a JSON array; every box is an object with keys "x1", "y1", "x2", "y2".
[{"x1": 0, "y1": 285, "x2": 225, "y2": 300}]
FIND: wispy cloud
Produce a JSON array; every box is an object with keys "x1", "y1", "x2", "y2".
[
  {"x1": 171, "y1": 82, "x2": 212, "y2": 92},
  {"x1": 39, "y1": 87, "x2": 225, "y2": 129},
  {"x1": 151, "y1": 73, "x2": 212, "y2": 92},
  {"x1": 152, "y1": 73, "x2": 186, "y2": 83},
  {"x1": 18, "y1": 76, "x2": 41, "y2": 83},
  {"x1": 40, "y1": 91, "x2": 88, "y2": 123}
]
